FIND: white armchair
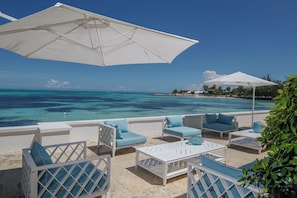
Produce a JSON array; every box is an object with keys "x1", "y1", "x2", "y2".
[
  {"x1": 22, "y1": 141, "x2": 111, "y2": 198},
  {"x1": 187, "y1": 155, "x2": 261, "y2": 198}
]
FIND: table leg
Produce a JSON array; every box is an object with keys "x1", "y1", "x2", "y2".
[
  {"x1": 163, "y1": 163, "x2": 168, "y2": 185},
  {"x1": 135, "y1": 150, "x2": 139, "y2": 169},
  {"x1": 228, "y1": 133, "x2": 232, "y2": 147}
]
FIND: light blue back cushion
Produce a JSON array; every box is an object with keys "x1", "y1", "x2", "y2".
[
  {"x1": 104, "y1": 121, "x2": 123, "y2": 139},
  {"x1": 218, "y1": 113, "x2": 234, "y2": 125},
  {"x1": 205, "y1": 113, "x2": 217, "y2": 123},
  {"x1": 166, "y1": 116, "x2": 183, "y2": 128},
  {"x1": 30, "y1": 141, "x2": 52, "y2": 166},
  {"x1": 201, "y1": 155, "x2": 242, "y2": 179},
  {"x1": 104, "y1": 119, "x2": 128, "y2": 132}
]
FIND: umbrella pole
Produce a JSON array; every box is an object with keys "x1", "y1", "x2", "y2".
[{"x1": 252, "y1": 86, "x2": 255, "y2": 126}]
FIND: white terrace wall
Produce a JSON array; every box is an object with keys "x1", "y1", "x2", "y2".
[{"x1": 0, "y1": 111, "x2": 269, "y2": 152}]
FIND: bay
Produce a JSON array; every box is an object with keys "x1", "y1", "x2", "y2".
[{"x1": 0, "y1": 89, "x2": 274, "y2": 127}]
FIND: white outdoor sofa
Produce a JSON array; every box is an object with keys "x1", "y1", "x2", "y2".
[
  {"x1": 22, "y1": 141, "x2": 111, "y2": 198},
  {"x1": 201, "y1": 113, "x2": 238, "y2": 139},
  {"x1": 162, "y1": 115, "x2": 201, "y2": 140},
  {"x1": 187, "y1": 155, "x2": 262, "y2": 198}
]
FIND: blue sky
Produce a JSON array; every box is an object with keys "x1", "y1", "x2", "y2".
[{"x1": 0, "y1": 0, "x2": 296, "y2": 92}]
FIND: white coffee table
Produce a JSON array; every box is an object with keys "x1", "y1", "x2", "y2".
[
  {"x1": 135, "y1": 140, "x2": 227, "y2": 185},
  {"x1": 228, "y1": 129, "x2": 262, "y2": 154}
]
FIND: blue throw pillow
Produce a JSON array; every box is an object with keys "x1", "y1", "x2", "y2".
[
  {"x1": 205, "y1": 113, "x2": 217, "y2": 123},
  {"x1": 218, "y1": 113, "x2": 234, "y2": 125},
  {"x1": 115, "y1": 125, "x2": 123, "y2": 139},
  {"x1": 30, "y1": 141, "x2": 52, "y2": 166},
  {"x1": 253, "y1": 121, "x2": 264, "y2": 133},
  {"x1": 166, "y1": 116, "x2": 183, "y2": 128}
]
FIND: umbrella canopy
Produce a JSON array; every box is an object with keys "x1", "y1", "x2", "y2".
[
  {"x1": 0, "y1": 2, "x2": 198, "y2": 66},
  {"x1": 205, "y1": 71, "x2": 277, "y2": 125}
]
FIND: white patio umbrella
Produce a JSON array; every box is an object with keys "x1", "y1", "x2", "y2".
[
  {"x1": 205, "y1": 71, "x2": 277, "y2": 125},
  {"x1": 0, "y1": 2, "x2": 198, "y2": 66}
]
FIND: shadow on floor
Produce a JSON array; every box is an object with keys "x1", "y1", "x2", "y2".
[
  {"x1": 126, "y1": 166, "x2": 187, "y2": 186},
  {"x1": 0, "y1": 168, "x2": 24, "y2": 197},
  {"x1": 174, "y1": 193, "x2": 187, "y2": 198},
  {"x1": 89, "y1": 144, "x2": 136, "y2": 157},
  {"x1": 152, "y1": 136, "x2": 180, "y2": 143}
]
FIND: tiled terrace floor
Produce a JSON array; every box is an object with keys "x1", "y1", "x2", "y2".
[{"x1": 0, "y1": 132, "x2": 266, "y2": 198}]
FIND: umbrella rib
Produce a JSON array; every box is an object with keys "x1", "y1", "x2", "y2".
[
  {"x1": 24, "y1": 19, "x2": 100, "y2": 57},
  {"x1": 84, "y1": 14, "x2": 95, "y2": 49},
  {"x1": 0, "y1": 18, "x2": 90, "y2": 35},
  {"x1": 86, "y1": 16, "x2": 106, "y2": 66},
  {"x1": 102, "y1": 24, "x2": 170, "y2": 63}
]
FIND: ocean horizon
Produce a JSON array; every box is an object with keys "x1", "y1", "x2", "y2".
[{"x1": 0, "y1": 89, "x2": 274, "y2": 127}]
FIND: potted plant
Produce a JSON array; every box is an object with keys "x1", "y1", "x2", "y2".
[{"x1": 241, "y1": 75, "x2": 297, "y2": 197}]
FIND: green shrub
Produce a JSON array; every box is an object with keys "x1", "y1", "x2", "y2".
[{"x1": 241, "y1": 75, "x2": 297, "y2": 197}]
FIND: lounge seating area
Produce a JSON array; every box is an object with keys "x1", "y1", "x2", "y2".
[
  {"x1": 1, "y1": 113, "x2": 269, "y2": 197},
  {"x1": 22, "y1": 141, "x2": 111, "y2": 198},
  {"x1": 98, "y1": 119, "x2": 147, "y2": 157},
  {"x1": 162, "y1": 115, "x2": 201, "y2": 140},
  {"x1": 202, "y1": 113, "x2": 238, "y2": 138},
  {"x1": 1, "y1": 127, "x2": 266, "y2": 197},
  {"x1": 187, "y1": 155, "x2": 262, "y2": 198}
]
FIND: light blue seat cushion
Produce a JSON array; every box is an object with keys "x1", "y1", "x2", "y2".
[
  {"x1": 30, "y1": 141, "x2": 52, "y2": 166},
  {"x1": 218, "y1": 114, "x2": 234, "y2": 125},
  {"x1": 116, "y1": 131, "x2": 147, "y2": 148},
  {"x1": 202, "y1": 123, "x2": 236, "y2": 132},
  {"x1": 163, "y1": 126, "x2": 201, "y2": 137},
  {"x1": 39, "y1": 162, "x2": 107, "y2": 198},
  {"x1": 166, "y1": 116, "x2": 183, "y2": 128},
  {"x1": 205, "y1": 113, "x2": 217, "y2": 123}
]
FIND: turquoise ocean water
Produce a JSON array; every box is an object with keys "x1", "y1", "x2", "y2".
[{"x1": 0, "y1": 89, "x2": 274, "y2": 127}]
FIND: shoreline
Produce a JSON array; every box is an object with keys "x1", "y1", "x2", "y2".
[{"x1": 152, "y1": 93, "x2": 274, "y2": 100}]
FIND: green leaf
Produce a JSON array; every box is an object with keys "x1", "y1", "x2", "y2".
[{"x1": 289, "y1": 159, "x2": 297, "y2": 165}]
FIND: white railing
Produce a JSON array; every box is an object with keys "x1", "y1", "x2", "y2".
[{"x1": 0, "y1": 111, "x2": 269, "y2": 152}]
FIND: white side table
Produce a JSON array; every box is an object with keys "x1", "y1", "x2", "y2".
[{"x1": 228, "y1": 129, "x2": 262, "y2": 154}]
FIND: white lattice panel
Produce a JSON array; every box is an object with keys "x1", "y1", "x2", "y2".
[{"x1": 187, "y1": 162, "x2": 261, "y2": 198}]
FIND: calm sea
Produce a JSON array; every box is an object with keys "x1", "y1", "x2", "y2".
[{"x1": 0, "y1": 89, "x2": 274, "y2": 127}]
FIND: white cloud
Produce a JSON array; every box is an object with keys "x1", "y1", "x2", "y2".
[
  {"x1": 45, "y1": 79, "x2": 71, "y2": 89},
  {"x1": 184, "y1": 70, "x2": 226, "y2": 91},
  {"x1": 202, "y1": 70, "x2": 224, "y2": 81}
]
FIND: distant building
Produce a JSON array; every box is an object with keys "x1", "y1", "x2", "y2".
[{"x1": 194, "y1": 90, "x2": 204, "y2": 94}]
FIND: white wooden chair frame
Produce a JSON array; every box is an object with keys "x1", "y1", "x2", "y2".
[
  {"x1": 98, "y1": 123, "x2": 145, "y2": 158},
  {"x1": 187, "y1": 162, "x2": 261, "y2": 198},
  {"x1": 22, "y1": 141, "x2": 111, "y2": 198},
  {"x1": 98, "y1": 123, "x2": 117, "y2": 158}
]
